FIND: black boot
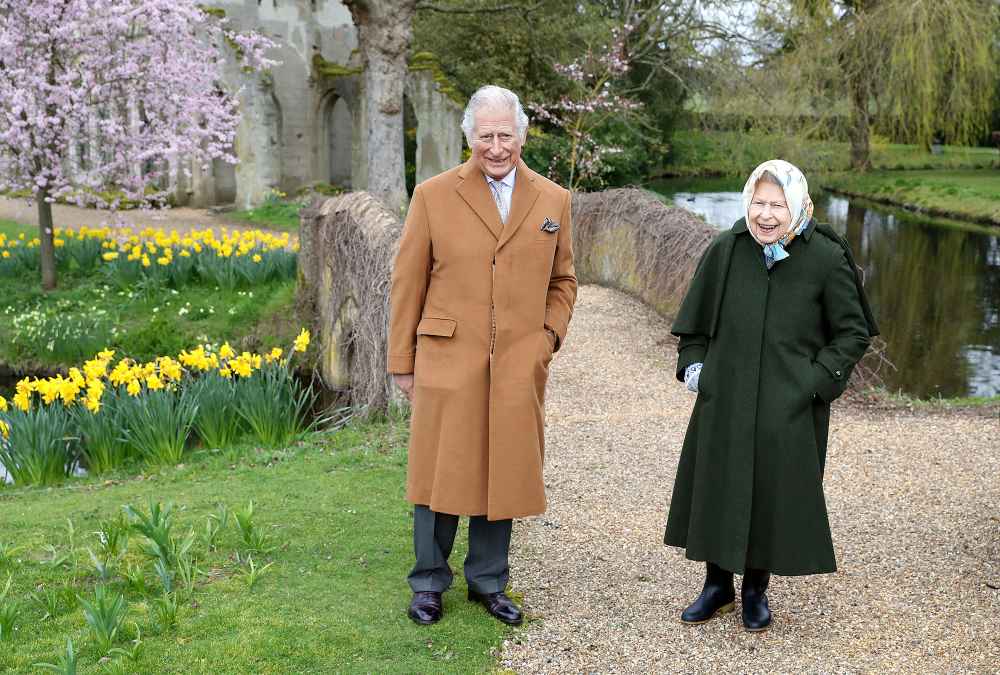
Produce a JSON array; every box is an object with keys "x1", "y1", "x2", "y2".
[
  {"x1": 680, "y1": 562, "x2": 736, "y2": 624},
  {"x1": 741, "y1": 568, "x2": 772, "y2": 632}
]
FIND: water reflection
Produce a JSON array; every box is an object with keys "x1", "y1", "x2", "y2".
[{"x1": 650, "y1": 179, "x2": 1000, "y2": 398}]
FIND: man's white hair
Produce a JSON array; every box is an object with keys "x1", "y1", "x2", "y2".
[{"x1": 461, "y1": 85, "x2": 529, "y2": 147}]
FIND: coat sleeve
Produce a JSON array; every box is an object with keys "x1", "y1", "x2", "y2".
[
  {"x1": 387, "y1": 185, "x2": 431, "y2": 374},
  {"x1": 671, "y1": 232, "x2": 733, "y2": 381},
  {"x1": 810, "y1": 250, "x2": 873, "y2": 403},
  {"x1": 543, "y1": 189, "x2": 577, "y2": 352}
]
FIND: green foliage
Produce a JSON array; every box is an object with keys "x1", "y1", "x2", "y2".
[
  {"x1": 78, "y1": 586, "x2": 128, "y2": 655},
  {"x1": 0, "y1": 574, "x2": 18, "y2": 641},
  {"x1": 235, "y1": 362, "x2": 315, "y2": 448},
  {"x1": 124, "y1": 500, "x2": 176, "y2": 566},
  {"x1": 236, "y1": 554, "x2": 274, "y2": 591},
  {"x1": 663, "y1": 129, "x2": 999, "y2": 177},
  {"x1": 189, "y1": 372, "x2": 243, "y2": 448},
  {"x1": 73, "y1": 395, "x2": 132, "y2": 474},
  {"x1": 0, "y1": 419, "x2": 510, "y2": 673},
  {"x1": 232, "y1": 501, "x2": 274, "y2": 554},
  {"x1": 6, "y1": 299, "x2": 114, "y2": 364},
  {"x1": 413, "y1": 0, "x2": 607, "y2": 104},
  {"x1": 0, "y1": 404, "x2": 77, "y2": 486},
  {"x1": 33, "y1": 638, "x2": 78, "y2": 674},
  {"x1": 118, "y1": 388, "x2": 199, "y2": 466}
]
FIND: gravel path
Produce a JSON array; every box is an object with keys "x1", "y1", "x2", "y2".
[{"x1": 503, "y1": 284, "x2": 1000, "y2": 673}]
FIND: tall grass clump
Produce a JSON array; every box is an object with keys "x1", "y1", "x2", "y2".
[
  {"x1": 0, "y1": 405, "x2": 77, "y2": 486},
  {"x1": 118, "y1": 388, "x2": 198, "y2": 466},
  {"x1": 71, "y1": 393, "x2": 132, "y2": 474},
  {"x1": 236, "y1": 362, "x2": 315, "y2": 447},
  {"x1": 189, "y1": 372, "x2": 242, "y2": 448}
]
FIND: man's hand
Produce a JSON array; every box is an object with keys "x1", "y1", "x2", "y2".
[{"x1": 393, "y1": 373, "x2": 415, "y2": 402}]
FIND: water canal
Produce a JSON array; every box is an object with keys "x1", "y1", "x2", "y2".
[{"x1": 649, "y1": 177, "x2": 1000, "y2": 399}]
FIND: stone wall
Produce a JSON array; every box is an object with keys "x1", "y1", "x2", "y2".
[{"x1": 175, "y1": 1, "x2": 462, "y2": 209}]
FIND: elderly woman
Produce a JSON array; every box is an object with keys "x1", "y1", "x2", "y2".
[{"x1": 664, "y1": 159, "x2": 878, "y2": 632}]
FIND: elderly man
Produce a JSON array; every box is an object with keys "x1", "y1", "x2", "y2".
[{"x1": 388, "y1": 84, "x2": 577, "y2": 626}]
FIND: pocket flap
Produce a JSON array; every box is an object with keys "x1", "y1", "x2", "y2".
[{"x1": 416, "y1": 317, "x2": 456, "y2": 337}]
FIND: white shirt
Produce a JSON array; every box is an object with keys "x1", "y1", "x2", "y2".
[{"x1": 485, "y1": 166, "x2": 516, "y2": 224}]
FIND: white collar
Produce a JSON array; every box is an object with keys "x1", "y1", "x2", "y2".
[{"x1": 485, "y1": 165, "x2": 516, "y2": 188}]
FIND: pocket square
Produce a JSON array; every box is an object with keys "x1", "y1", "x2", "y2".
[{"x1": 540, "y1": 218, "x2": 560, "y2": 233}]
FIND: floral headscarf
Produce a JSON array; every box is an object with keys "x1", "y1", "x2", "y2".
[{"x1": 742, "y1": 159, "x2": 814, "y2": 269}]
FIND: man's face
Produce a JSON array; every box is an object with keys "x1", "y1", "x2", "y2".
[{"x1": 470, "y1": 107, "x2": 522, "y2": 180}]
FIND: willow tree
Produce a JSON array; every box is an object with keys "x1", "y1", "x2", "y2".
[
  {"x1": 839, "y1": 0, "x2": 999, "y2": 169},
  {"x1": 743, "y1": 0, "x2": 998, "y2": 171}
]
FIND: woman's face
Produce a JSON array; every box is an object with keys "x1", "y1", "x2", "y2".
[{"x1": 749, "y1": 181, "x2": 792, "y2": 244}]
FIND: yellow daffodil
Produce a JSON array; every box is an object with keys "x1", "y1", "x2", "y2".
[
  {"x1": 219, "y1": 367, "x2": 232, "y2": 378},
  {"x1": 13, "y1": 391, "x2": 30, "y2": 412},
  {"x1": 126, "y1": 379, "x2": 141, "y2": 396},
  {"x1": 294, "y1": 328, "x2": 310, "y2": 353},
  {"x1": 158, "y1": 356, "x2": 183, "y2": 381},
  {"x1": 146, "y1": 374, "x2": 164, "y2": 391},
  {"x1": 0, "y1": 395, "x2": 6, "y2": 412},
  {"x1": 252, "y1": 254, "x2": 262, "y2": 263},
  {"x1": 220, "y1": 342, "x2": 235, "y2": 360},
  {"x1": 1, "y1": 251, "x2": 9, "y2": 259},
  {"x1": 141, "y1": 254, "x2": 151, "y2": 268},
  {"x1": 266, "y1": 347, "x2": 283, "y2": 363},
  {"x1": 102, "y1": 251, "x2": 119, "y2": 261},
  {"x1": 0, "y1": 420, "x2": 9, "y2": 440},
  {"x1": 85, "y1": 396, "x2": 101, "y2": 413}
]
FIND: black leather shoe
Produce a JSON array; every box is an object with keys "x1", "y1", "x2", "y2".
[
  {"x1": 468, "y1": 589, "x2": 523, "y2": 626},
  {"x1": 741, "y1": 568, "x2": 772, "y2": 632},
  {"x1": 681, "y1": 562, "x2": 736, "y2": 624},
  {"x1": 408, "y1": 591, "x2": 443, "y2": 625}
]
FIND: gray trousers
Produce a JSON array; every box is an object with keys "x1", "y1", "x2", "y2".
[{"x1": 407, "y1": 505, "x2": 512, "y2": 594}]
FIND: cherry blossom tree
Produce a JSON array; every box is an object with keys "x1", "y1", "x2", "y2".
[
  {"x1": 528, "y1": 26, "x2": 643, "y2": 190},
  {"x1": 0, "y1": 0, "x2": 276, "y2": 289}
]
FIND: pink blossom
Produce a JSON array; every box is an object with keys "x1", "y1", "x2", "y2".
[{"x1": 0, "y1": 0, "x2": 277, "y2": 209}]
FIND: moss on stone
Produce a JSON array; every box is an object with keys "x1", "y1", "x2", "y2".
[
  {"x1": 312, "y1": 54, "x2": 363, "y2": 78},
  {"x1": 408, "y1": 52, "x2": 465, "y2": 106}
]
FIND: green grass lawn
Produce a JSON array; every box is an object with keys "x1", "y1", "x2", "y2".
[
  {"x1": 0, "y1": 419, "x2": 511, "y2": 673},
  {"x1": 664, "y1": 129, "x2": 999, "y2": 177},
  {"x1": 822, "y1": 169, "x2": 1000, "y2": 226},
  {"x1": 229, "y1": 201, "x2": 303, "y2": 233},
  {"x1": 0, "y1": 219, "x2": 35, "y2": 239},
  {"x1": 0, "y1": 267, "x2": 299, "y2": 374}
]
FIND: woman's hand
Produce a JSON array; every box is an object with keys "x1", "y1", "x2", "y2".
[{"x1": 684, "y1": 363, "x2": 703, "y2": 393}]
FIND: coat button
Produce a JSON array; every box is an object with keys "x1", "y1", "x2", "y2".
[{"x1": 835, "y1": 370, "x2": 842, "y2": 377}]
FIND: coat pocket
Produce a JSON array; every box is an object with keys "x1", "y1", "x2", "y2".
[{"x1": 416, "y1": 317, "x2": 457, "y2": 338}]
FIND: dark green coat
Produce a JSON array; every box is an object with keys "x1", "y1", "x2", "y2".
[{"x1": 664, "y1": 218, "x2": 878, "y2": 576}]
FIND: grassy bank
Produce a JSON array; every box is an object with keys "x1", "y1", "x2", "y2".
[
  {"x1": 663, "y1": 129, "x2": 999, "y2": 177},
  {"x1": 822, "y1": 169, "x2": 1000, "y2": 227},
  {"x1": 0, "y1": 419, "x2": 511, "y2": 673},
  {"x1": 0, "y1": 268, "x2": 298, "y2": 372}
]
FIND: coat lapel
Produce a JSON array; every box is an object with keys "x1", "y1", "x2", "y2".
[
  {"x1": 456, "y1": 159, "x2": 501, "y2": 241},
  {"x1": 496, "y1": 160, "x2": 540, "y2": 252}
]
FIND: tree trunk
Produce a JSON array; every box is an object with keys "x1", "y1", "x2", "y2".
[
  {"x1": 344, "y1": 0, "x2": 416, "y2": 216},
  {"x1": 37, "y1": 191, "x2": 57, "y2": 291},
  {"x1": 848, "y1": 77, "x2": 872, "y2": 172}
]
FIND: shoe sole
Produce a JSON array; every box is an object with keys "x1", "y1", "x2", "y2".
[
  {"x1": 744, "y1": 622, "x2": 771, "y2": 633},
  {"x1": 680, "y1": 601, "x2": 735, "y2": 625},
  {"x1": 408, "y1": 612, "x2": 441, "y2": 626}
]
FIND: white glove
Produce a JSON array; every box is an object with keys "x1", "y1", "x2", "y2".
[{"x1": 684, "y1": 363, "x2": 703, "y2": 393}]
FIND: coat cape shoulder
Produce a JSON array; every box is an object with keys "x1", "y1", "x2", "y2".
[{"x1": 671, "y1": 218, "x2": 879, "y2": 339}]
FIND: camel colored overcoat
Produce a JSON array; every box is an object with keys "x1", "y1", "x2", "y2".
[{"x1": 388, "y1": 158, "x2": 577, "y2": 520}]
